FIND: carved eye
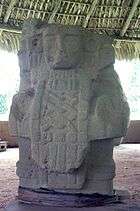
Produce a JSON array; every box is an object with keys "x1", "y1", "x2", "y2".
[
  {"x1": 65, "y1": 36, "x2": 81, "y2": 51},
  {"x1": 43, "y1": 35, "x2": 56, "y2": 52},
  {"x1": 31, "y1": 34, "x2": 42, "y2": 50},
  {"x1": 32, "y1": 39, "x2": 38, "y2": 47}
]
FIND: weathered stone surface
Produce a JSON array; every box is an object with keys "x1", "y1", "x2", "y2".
[
  {"x1": 18, "y1": 187, "x2": 119, "y2": 207},
  {"x1": 9, "y1": 21, "x2": 129, "y2": 204},
  {"x1": 5, "y1": 199, "x2": 140, "y2": 211}
]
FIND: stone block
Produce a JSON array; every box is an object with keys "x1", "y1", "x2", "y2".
[{"x1": 9, "y1": 22, "x2": 130, "y2": 206}]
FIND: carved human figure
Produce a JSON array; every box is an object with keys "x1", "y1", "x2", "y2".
[
  {"x1": 9, "y1": 22, "x2": 129, "y2": 198},
  {"x1": 29, "y1": 24, "x2": 129, "y2": 194}
]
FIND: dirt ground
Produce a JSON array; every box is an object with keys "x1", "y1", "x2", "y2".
[
  {"x1": 114, "y1": 145, "x2": 140, "y2": 198},
  {"x1": 0, "y1": 144, "x2": 140, "y2": 209}
]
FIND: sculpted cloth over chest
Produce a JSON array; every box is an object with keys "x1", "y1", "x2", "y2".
[
  {"x1": 30, "y1": 67, "x2": 129, "y2": 190},
  {"x1": 39, "y1": 69, "x2": 90, "y2": 189}
]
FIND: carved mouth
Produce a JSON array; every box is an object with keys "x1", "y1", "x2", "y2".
[{"x1": 53, "y1": 62, "x2": 73, "y2": 70}]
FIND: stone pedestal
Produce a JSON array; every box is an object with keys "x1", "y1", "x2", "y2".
[
  {"x1": 9, "y1": 21, "x2": 129, "y2": 207},
  {"x1": 5, "y1": 193, "x2": 140, "y2": 211},
  {"x1": 18, "y1": 187, "x2": 119, "y2": 207}
]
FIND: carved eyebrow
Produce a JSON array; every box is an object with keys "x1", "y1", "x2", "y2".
[
  {"x1": 65, "y1": 34, "x2": 81, "y2": 37},
  {"x1": 44, "y1": 33, "x2": 81, "y2": 37},
  {"x1": 44, "y1": 34, "x2": 57, "y2": 36}
]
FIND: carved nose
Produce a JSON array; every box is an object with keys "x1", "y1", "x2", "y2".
[
  {"x1": 56, "y1": 46, "x2": 66, "y2": 61},
  {"x1": 56, "y1": 36, "x2": 66, "y2": 55},
  {"x1": 57, "y1": 44, "x2": 65, "y2": 55},
  {"x1": 58, "y1": 48, "x2": 65, "y2": 55}
]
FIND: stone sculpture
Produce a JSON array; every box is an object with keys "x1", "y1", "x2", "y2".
[{"x1": 9, "y1": 20, "x2": 129, "y2": 207}]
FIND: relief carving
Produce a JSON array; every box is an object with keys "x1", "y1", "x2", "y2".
[{"x1": 9, "y1": 21, "x2": 129, "y2": 194}]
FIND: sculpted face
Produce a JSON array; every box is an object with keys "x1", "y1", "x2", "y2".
[{"x1": 43, "y1": 25, "x2": 83, "y2": 69}]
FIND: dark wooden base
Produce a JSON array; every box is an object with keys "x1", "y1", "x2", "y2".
[{"x1": 18, "y1": 187, "x2": 119, "y2": 207}]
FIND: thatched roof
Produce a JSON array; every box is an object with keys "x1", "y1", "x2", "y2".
[{"x1": 0, "y1": 0, "x2": 140, "y2": 60}]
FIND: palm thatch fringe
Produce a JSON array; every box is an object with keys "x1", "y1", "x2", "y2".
[
  {"x1": 0, "y1": 31, "x2": 20, "y2": 52},
  {"x1": 114, "y1": 41, "x2": 140, "y2": 60}
]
